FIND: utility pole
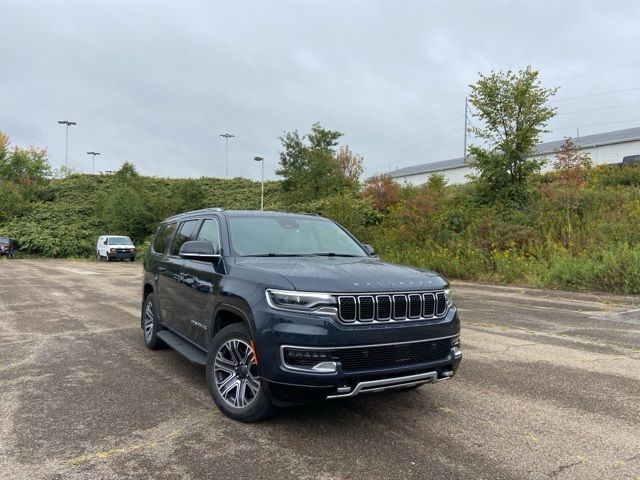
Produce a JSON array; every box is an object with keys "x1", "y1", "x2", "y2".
[
  {"x1": 86, "y1": 151, "x2": 101, "y2": 175},
  {"x1": 463, "y1": 97, "x2": 470, "y2": 161},
  {"x1": 219, "y1": 133, "x2": 235, "y2": 178},
  {"x1": 254, "y1": 156, "x2": 264, "y2": 211},
  {"x1": 58, "y1": 120, "x2": 77, "y2": 176}
]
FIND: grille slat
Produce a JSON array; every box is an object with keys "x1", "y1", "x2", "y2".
[
  {"x1": 338, "y1": 297, "x2": 356, "y2": 322},
  {"x1": 436, "y1": 292, "x2": 447, "y2": 315},
  {"x1": 337, "y1": 290, "x2": 450, "y2": 324},
  {"x1": 393, "y1": 295, "x2": 407, "y2": 319},
  {"x1": 423, "y1": 293, "x2": 436, "y2": 317},
  {"x1": 408, "y1": 294, "x2": 422, "y2": 318},
  {"x1": 377, "y1": 295, "x2": 391, "y2": 320},
  {"x1": 358, "y1": 296, "x2": 375, "y2": 322}
]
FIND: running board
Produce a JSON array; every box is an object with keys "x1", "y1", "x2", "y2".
[{"x1": 157, "y1": 330, "x2": 207, "y2": 366}]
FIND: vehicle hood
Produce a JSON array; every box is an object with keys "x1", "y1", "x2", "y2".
[{"x1": 233, "y1": 256, "x2": 447, "y2": 293}]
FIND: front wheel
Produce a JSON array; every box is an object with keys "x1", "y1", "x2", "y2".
[
  {"x1": 142, "y1": 293, "x2": 164, "y2": 349},
  {"x1": 206, "y1": 323, "x2": 274, "y2": 422}
]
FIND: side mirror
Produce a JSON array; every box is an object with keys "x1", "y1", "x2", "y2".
[
  {"x1": 363, "y1": 244, "x2": 376, "y2": 255},
  {"x1": 179, "y1": 241, "x2": 221, "y2": 261}
]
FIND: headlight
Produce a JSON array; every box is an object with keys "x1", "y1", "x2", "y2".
[
  {"x1": 110, "y1": 248, "x2": 116, "y2": 253},
  {"x1": 444, "y1": 288, "x2": 453, "y2": 307},
  {"x1": 266, "y1": 289, "x2": 336, "y2": 314}
]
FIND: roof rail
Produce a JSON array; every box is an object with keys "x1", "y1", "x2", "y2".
[
  {"x1": 183, "y1": 207, "x2": 224, "y2": 215},
  {"x1": 164, "y1": 207, "x2": 224, "y2": 222}
]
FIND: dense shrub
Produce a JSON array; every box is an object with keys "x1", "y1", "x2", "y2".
[{"x1": 1, "y1": 161, "x2": 639, "y2": 294}]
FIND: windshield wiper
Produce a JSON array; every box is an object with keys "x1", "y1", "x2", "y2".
[{"x1": 311, "y1": 253, "x2": 361, "y2": 257}]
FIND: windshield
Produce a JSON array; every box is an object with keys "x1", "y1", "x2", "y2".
[
  {"x1": 108, "y1": 237, "x2": 133, "y2": 245},
  {"x1": 0, "y1": 237, "x2": 9, "y2": 243},
  {"x1": 228, "y1": 215, "x2": 367, "y2": 257}
]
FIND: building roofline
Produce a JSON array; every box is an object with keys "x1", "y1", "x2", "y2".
[{"x1": 385, "y1": 125, "x2": 640, "y2": 178}]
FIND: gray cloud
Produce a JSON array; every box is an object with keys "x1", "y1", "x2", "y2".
[{"x1": 1, "y1": 0, "x2": 639, "y2": 180}]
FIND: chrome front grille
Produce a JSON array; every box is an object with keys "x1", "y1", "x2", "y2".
[{"x1": 338, "y1": 291, "x2": 449, "y2": 324}]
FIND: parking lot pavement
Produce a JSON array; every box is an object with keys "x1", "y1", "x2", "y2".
[{"x1": 1, "y1": 259, "x2": 639, "y2": 480}]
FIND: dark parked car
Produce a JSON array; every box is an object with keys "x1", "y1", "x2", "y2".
[
  {"x1": 141, "y1": 209, "x2": 462, "y2": 421},
  {"x1": 0, "y1": 237, "x2": 14, "y2": 258}
]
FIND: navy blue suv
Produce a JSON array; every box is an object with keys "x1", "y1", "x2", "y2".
[{"x1": 141, "y1": 209, "x2": 462, "y2": 421}]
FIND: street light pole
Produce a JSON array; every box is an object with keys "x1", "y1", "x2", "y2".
[
  {"x1": 219, "y1": 133, "x2": 235, "y2": 178},
  {"x1": 86, "y1": 151, "x2": 101, "y2": 175},
  {"x1": 58, "y1": 120, "x2": 77, "y2": 176},
  {"x1": 254, "y1": 156, "x2": 264, "y2": 211}
]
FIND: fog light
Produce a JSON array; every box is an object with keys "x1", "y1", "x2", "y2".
[{"x1": 283, "y1": 348, "x2": 337, "y2": 373}]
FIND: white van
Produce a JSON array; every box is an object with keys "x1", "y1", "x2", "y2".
[{"x1": 96, "y1": 235, "x2": 136, "y2": 262}]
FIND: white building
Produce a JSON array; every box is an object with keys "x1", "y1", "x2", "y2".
[{"x1": 386, "y1": 126, "x2": 640, "y2": 185}]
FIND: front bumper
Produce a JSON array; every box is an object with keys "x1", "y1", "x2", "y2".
[
  {"x1": 252, "y1": 299, "x2": 462, "y2": 403},
  {"x1": 108, "y1": 251, "x2": 135, "y2": 260}
]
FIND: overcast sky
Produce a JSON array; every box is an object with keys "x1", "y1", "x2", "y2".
[{"x1": 1, "y1": 0, "x2": 639, "y2": 180}]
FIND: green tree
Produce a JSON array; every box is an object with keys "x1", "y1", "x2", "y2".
[
  {"x1": 0, "y1": 131, "x2": 51, "y2": 185},
  {"x1": 467, "y1": 67, "x2": 558, "y2": 208},
  {"x1": 276, "y1": 123, "x2": 363, "y2": 206},
  {"x1": 96, "y1": 162, "x2": 154, "y2": 241}
]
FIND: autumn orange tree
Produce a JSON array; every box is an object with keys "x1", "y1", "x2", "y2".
[
  {"x1": 545, "y1": 138, "x2": 591, "y2": 249},
  {"x1": 362, "y1": 174, "x2": 401, "y2": 211}
]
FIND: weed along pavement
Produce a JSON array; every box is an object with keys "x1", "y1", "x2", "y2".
[{"x1": 1, "y1": 259, "x2": 639, "y2": 479}]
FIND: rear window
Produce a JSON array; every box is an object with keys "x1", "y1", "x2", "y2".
[
  {"x1": 171, "y1": 220, "x2": 200, "y2": 256},
  {"x1": 152, "y1": 223, "x2": 177, "y2": 255}
]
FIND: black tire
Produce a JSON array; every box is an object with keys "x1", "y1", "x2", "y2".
[
  {"x1": 206, "y1": 323, "x2": 274, "y2": 422},
  {"x1": 142, "y1": 293, "x2": 164, "y2": 349},
  {"x1": 130, "y1": 256, "x2": 136, "y2": 262},
  {"x1": 107, "y1": 256, "x2": 112, "y2": 262}
]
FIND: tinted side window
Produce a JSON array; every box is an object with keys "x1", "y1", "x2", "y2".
[
  {"x1": 196, "y1": 219, "x2": 221, "y2": 252},
  {"x1": 152, "y1": 223, "x2": 177, "y2": 255},
  {"x1": 171, "y1": 220, "x2": 200, "y2": 256}
]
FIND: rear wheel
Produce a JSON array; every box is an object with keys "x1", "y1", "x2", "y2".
[
  {"x1": 142, "y1": 293, "x2": 164, "y2": 349},
  {"x1": 206, "y1": 323, "x2": 274, "y2": 422}
]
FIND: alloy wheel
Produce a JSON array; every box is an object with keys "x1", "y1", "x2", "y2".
[
  {"x1": 214, "y1": 339, "x2": 260, "y2": 408},
  {"x1": 143, "y1": 300, "x2": 154, "y2": 343}
]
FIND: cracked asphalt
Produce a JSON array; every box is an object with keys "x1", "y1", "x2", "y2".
[{"x1": 1, "y1": 259, "x2": 639, "y2": 479}]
